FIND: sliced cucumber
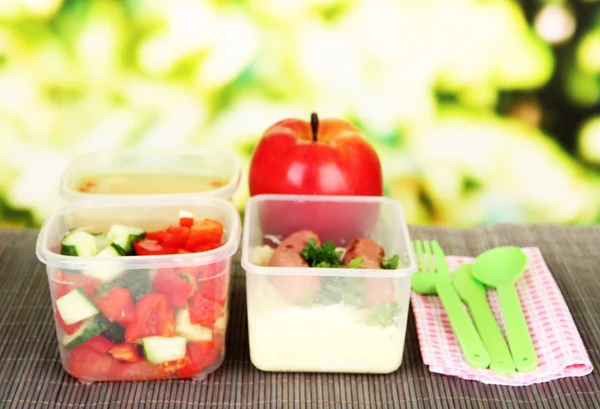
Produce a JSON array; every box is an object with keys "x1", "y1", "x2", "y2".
[
  {"x1": 56, "y1": 288, "x2": 99, "y2": 325},
  {"x1": 175, "y1": 309, "x2": 213, "y2": 342},
  {"x1": 96, "y1": 243, "x2": 127, "y2": 257},
  {"x1": 142, "y1": 336, "x2": 187, "y2": 364},
  {"x1": 62, "y1": 315, "x2": 110, "y2": 350},
  {"x1": 106, "y1": 224, "x2": 145, "y2": 254},
  {"x1": 214, "y1": 315, "x2": 227, "y2": 334},
  {"x1": 60, "y1": 230, "x2": 97, "y2": 257},
  {"x1": 96, "y1": 269, "x2": 152, "y2": 302},
  {"x1": 102, "y1": 321, "x2": 126, "y2": 343},
  {"x1": 92, "y1": 233, "x2": 109, "y2": 253}
]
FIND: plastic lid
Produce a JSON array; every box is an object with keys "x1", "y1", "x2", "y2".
[{"x1": 59, "y1": 147, "x2": 242, "y2": 202}]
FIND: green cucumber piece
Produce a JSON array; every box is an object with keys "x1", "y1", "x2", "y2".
[
  {"x1": 142, "y1": 336, "x2": 187, "y2": 364},
  {"x1": 106, "y1": 224, "x2": 145, "y2": 254},
  {"x1": 56, "y1": 288, "x2": 99, "y2": 325},
  {"x1": 96, "y1": 269, "x2": 152, "y2": 302},
  {"x1": 102, "y1": 321, "x2": 126, "y2": 343},
  {"x1": 175, "y1": 309, "x2": 213, "y2": 342},
  {"x1": 92, "y1": 233, "x2": 109, "y2": 253},
  {"x1": 60, "y1": 230, "x2": 97, "y2": 257},
  {"x1": 62, "y1": 315, "x2": 110, "y2": 350}
]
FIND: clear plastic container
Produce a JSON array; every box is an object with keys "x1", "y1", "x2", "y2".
[
  {"x1": 59, "y1": 147, "x2": 241, "y2": 202},
  {"x1": 35, "y1": 197, "x2": 241, "y2": 383},
  {"x1": 241, "y1": 194, "x2": 417, "y2": 373}
]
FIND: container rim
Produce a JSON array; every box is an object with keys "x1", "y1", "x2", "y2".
[
  {"x1": 241, "y1": 194, "x2": 417, "y2": 278},
  {"x1": 36, "y1": 197, "x2": 242, "y2": 270},
  {"x1": 59, "y1": 147, "x2": 242, "y2": 201}
]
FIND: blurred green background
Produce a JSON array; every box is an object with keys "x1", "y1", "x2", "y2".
[{"x1": 0, "y1": 0, "x2": 599, "y2": 228}]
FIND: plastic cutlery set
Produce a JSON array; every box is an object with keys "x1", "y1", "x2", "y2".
[{"x1": 411, "y1": 240, "x2": 539, "y2": 375}]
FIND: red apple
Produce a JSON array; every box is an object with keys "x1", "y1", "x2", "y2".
[{"x1": 249, "y1": 113, "x2": 383, "y2": 244}]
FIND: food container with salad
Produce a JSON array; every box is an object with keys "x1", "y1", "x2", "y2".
[
  {"x1": 59, "y1": 147, "x2": 241, "y2": 202},
  {"x1": 35, "y1": 198, "x2": 241, "y2": 383},
  {"x1": 241, "y1": 194, "x2": 417, "y2": 373}
]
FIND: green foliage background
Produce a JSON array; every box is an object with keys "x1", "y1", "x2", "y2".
[{"x1": 0, "y1": 0, "x2": 599, "y2": 228}]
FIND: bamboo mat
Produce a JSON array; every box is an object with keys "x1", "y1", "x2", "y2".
[{"x1": 0, "y1": 225, "x2": 598, "y2": 409}]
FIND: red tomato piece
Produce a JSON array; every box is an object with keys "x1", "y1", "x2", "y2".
[
  {"x1": 179, "y1": 217, "x2": 194, "y2": 228},
  {"x1": 162, "y1": 232, "x2": 189, "y2": 248},
  {"x1": 55, "y1": 271, "x2": 99, "y2": 299},
  {"x1": 82, "y1": 335, "x2": 114, "y2": 354},
  {"x1": 68, "y1": 345, "x2": 116, "y2": 381},
  {"x1": 178, "y1": 249, "x2": 191, "y2": 254},
  {"x1": 190, "y1": 242, "x2": 224, "y2": 253},
  {"x1": 124, "y1": 293, "x2": 176, "y2": 342},
  {"x1": 199, "y1": 273, "x2": 228, "y2": 304},
  {"x1": 151, "y1": 268, "x2": 194, "y2": 309},
  {"x1": 186, "y1": 219, "x2": 223, "y2": 252},
  {"x1": 133, "y1": 239, "x2": 178, "y2": 256},
  {"x1": 145, "y1": 231, "x2": 167, "y2": 242},
  {"x1": 54, "y1": 271, "x2": 71, "y2": 298},
  {"x1": 55, "y1": 310, "x2": 82, "y2": 335},
  {"x1": 114, "y1": 360, "x2": 169, "y2": 381},
  {"x1": 167, "y1": 225, "x2": 183, "y2": 234},
  {"x1": 188, "y1": 293, "x2": 223, "y2": 327},
  {"x1": 108, "y1": 343, "x2": 141, "y2": 362},
  {"x1": 94, "y1": 287, "x2": 135, "y2": 326},
  {"x1": 159, "y1": 358, "x2": 189, "y2": 376},
  {"x1": 176, "y1": 340, "x2": 220, "y2": 379}
]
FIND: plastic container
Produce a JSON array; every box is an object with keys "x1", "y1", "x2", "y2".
[
  {"x1": 35, "y1": 197, "x2": 241, "y2": 383},
  {"x1": 241, "y1": 194, "x2": 417, "y2": 373},
  {"x1": 59, "y1": 147, "x2": 241, "y2": 202}
]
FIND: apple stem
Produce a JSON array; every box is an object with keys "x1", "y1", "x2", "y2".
[{"x1": 310, "y1": 112, "x2": 318, "y2": 142}]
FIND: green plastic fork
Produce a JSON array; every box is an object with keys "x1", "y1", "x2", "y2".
[{"x1": 411, "y1": 240, "x2": 491, "y2": 369}]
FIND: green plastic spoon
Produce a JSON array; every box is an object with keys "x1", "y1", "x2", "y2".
[
  {"x1": 452, "y1": 264, "x2": 516, "y2": 375},
  {"x1": 471, "y1": 247, "x2": 538, "y2": 373}
]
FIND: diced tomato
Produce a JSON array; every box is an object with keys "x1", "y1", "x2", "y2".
[
  {"x1": 94, "y1": 287, "x2": 135, "y2": 325},
  {"x1": 145, "y1": 231, "x2": 167, "y2": 242},
  {"x1": 167, "y1": 225, "x2": 184, "y2": 234},
  {"x1": 108, "y1": 343, "x2": 141, "y2": 362},
  {"x1": 190, "y1": 242, "x2": 224, "y2": 253},
  {"x1": 113, "y1": 360, "x2": 169, "y2": 381},
  {"x1": 179, "y1": 217, "x2": 194, "y2": 228},
  {"x1": 162, "y1": 233, "x2": 189, "y2": 248},
  {"x1": 55, "y1": 310, "x2": 82, "y2": 335},
  {"x1": 199, "y1": 273, "x2": 228, "y2": 304},
  {"x1": 188, "y1": 293, "x2": 223, "y2": 327},
  {"x1": 186, "y1": 219, "x2": 223, "y2": 252},
  {"x1": 176, "y1": 340, "x2": 221, "y2": 378},
  {"x1": 151, "y1": 268, "x2": 194, "y2": 308},
  {"x1": 159, "y1": 358, "x2": 189, "y2": 376},
  {"x1": 54, "y1": 271, "x2": 71, "y2": 298},
  {"x1": 178, "y1": 249, "x2": 191, "y2": 254},
  {"x1": 124, "y1": 293, "x2": 175, "y2": 342},
  {"x1": 82, "y1": 335, "x2": 114, "y2": 354},
  {"x1": 133, "y1": 239, "x2": 178, "y2": 256},
  {"x1": 192, "y1": 259, "x2": 227, "y2": 279},
  {"x1": 68, "y1": 344, "x2": 116, "y2": 381},
  {"x1": 55, "y1": 271, "x2": 99, "y2": 299}
]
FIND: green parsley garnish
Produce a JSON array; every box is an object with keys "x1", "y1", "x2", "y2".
[
  {"x1": 381, "y1": 254, "x2": 399, "y2": 270},
  {"x1": 347, "y1": 256, "x2": 364, "y2": 269},
  {"x1": 301, "y1": 238, "x2": 342, "y2": 268}
]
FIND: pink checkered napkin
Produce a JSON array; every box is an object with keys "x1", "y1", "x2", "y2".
[{"x1": 410, "y1": 247, "x2": 593, "y2": 386}]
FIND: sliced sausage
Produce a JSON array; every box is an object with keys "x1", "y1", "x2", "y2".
[
  {"x1": 268, "y1": 230, "x2": 320, "y2": 267},
  {"x1": 268, "y1": 230, "x2": 322, "y2": 304},
  {"x1": 342, "y1": 238, "x2": 396, "y2": 307},
  {"x1": 342, "y1": 238, "x2": 384, "y2": 269}
]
